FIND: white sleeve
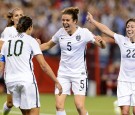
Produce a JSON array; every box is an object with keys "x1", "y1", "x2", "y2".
[
  {"x1": 0, "y1": 28, "x2": 8, "y2": 40},
  {"x1": 114, "y1": 33, "x2": 124, "y2": 45},
  {"x1": 84, "y1": 28, "x2": 95, "y2": 43},
  {"x1": 52, "y1": 29, "x2": 61, "y2": 44},
  {"x1": 30, "y1": 38, "x2": 42, "y2": 55}
]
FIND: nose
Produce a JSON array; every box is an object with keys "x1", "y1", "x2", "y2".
[{"x1": 126, "y1": 27, "x2": 131, "y2": 31}]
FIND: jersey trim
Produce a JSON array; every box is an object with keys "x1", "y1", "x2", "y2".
[{"x1": 29, "y1": 52, "x2": 39, "y2": 107}]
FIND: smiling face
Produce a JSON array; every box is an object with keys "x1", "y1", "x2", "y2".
[
  {"x1": 126, "y1": 20, "x2": 135, "y2": 39},
  {"x1": 12, "y1": 9, "x2": 24, "y2": 26},
  {"x1": 62, "y1": 14, "x2": 77, "y2": 35}
]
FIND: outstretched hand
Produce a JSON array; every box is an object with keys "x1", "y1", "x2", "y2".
[
  {"x1": 86, "y1": 12, "x2": 94, "y2": 23},
  {"x1": 55, "y1": 82, "x2": 63, "y2": 96}
]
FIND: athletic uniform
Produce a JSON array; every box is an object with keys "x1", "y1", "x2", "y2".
[
  {"x1": 1, "y1": 26, "x2": 17, "y2": 41},
  {"x1": 1, "y1": 33, "x2": 41, "y2": 109},
  {"x1": 114, "y1": 33, "x2": 135, "y2": 106},
  {"x1": 53, "y1": 27, "x2": 95, "y2": 95},
  {"x1": 0, "y1": 26, "x2": 18, "y2": 95}
]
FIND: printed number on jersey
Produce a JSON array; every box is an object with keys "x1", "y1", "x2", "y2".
[
  {"x1": 67, "y1": 42, "x2": 72, "y2": 51},
  {"x1": 126, "y1": 49, "x2": 135, "y2": 58},
  {"x1": 7, "y1": 40, "x2": 23, "y2": 57}
]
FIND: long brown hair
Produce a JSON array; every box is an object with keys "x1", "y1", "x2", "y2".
[
  {"x1": 17, "y1": 16, "x2": 32, "y2": 33},
  {"x1": 126, "y1": 18, "x2": 135, "y2": 27},
  {"x1": 6, "y1": 8, "x2": 23, "y2": 27},
  {"x1": 62, "y1": 7, "x2": 79, "y2": 22}
]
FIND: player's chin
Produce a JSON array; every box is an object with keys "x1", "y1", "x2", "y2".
[{"x1": 64, "y1": 28, "x2": 70, "y2": 32}]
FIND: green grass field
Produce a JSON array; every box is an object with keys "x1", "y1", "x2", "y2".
[{"x1": 0, "y1": 94, "x2": 117, "y2": 115}]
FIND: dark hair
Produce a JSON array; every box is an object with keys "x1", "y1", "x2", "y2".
[
  {"x1": 16, "y1": 16, "x2": 32, "y2": 33},
  {"x1": 62, "y1": 7, "x2": 79, "y2": 22},
  {"x1": 126, "y1": 18, "x2": 135, "y2": 27},
  {"x1": 6, "y1": 8, "x2": 23, "y2": 27}
]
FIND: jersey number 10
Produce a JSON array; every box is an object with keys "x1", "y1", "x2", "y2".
[{"x1": 7, "y1": 40, "x2": 23, "y2": 57}]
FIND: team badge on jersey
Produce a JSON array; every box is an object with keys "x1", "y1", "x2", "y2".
[{"x1": 76, "y1": 35, "x2": 81, "y2": 41}]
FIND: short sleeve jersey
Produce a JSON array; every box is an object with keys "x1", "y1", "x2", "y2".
[
  {"x1": 1, "y1": 33, "x2": 42, "y2": 83},
  {"x1": 1, "y1": 26, "x2": 17, "y2": 41},
  {"x1": 114, "y1": 33, "x2": 135, "y2": 82},
  {"x1": 0, "y1": 26, "x2": 17, "y2": 63},
  {"x1": 52, "y1": 27, "x2": 95, "y2": 77}
]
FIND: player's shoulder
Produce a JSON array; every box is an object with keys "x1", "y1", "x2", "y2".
[
  {"x1": 57, "y1": 28, "x2": 65, "y2": 33},
  {"x1": 77, "y1": 27, "x2": 89, "y2": 32},
  {"x1": 114, "y1": 33, "x2": 126, "y2": 39},
  {"x1": 77, "y1": 27, "x2": 92, "y2": 35},
  {"x1": 3, "y1": 26, "x2": 16, "y2": 32},
  {"x1": 2, "y1": 26, "x2": 17, "y2": 36},
  {"x1": 54, "y1": 28, "x2": 67, "y2": 37},
  {"x1": 23, "y1": 33, "x2": 37, "y2": 43},
  {"x1": 80, "y1": 27, "x2": 89, "y2": 31}
]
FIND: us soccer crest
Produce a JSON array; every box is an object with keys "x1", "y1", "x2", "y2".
[{"x1": 76, "y1": 35, "x2": 81, "y2": 41}]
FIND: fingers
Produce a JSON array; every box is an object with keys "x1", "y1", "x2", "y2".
[
  {"x1": 58, "y1": 89, "x2": 62, "y2": 96},
  {"x1": 56, "y1": 83, "x2": 63, "y2": 96},
  {"x1": 36, "y1": 38, "x2": 41, "y2": 45},
  {"x1": 94, "y1": 36, "x2": 102, "y2": 42},
  {"x1": 86, "y1": 12, "x2": 92, "y2": 22}
]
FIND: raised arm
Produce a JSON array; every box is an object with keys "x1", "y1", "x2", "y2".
[
  {"x1": 87, "y1": 12, "x2": 115, "y2": 38},
  {"x1": 40, "y1": 40, "x2": 56, "y2": 51}
]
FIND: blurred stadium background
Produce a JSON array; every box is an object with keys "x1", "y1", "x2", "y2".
[{"x1": 0, "y1": 0, "x2": 135, "y2": 115}]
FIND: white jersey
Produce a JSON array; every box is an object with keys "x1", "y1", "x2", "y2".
[
  {"x1": 1, "y1": 33, "x2": 42, "y2": 83},
  {"x1": 114, "y1": 33, "x2": 135, "y2": 82},
  {"x1": 52, "y1": 27, "x2": 95, "y2": 77},
  {"x1": 1, "y1": 26, "x2": 17, "y2": 41}
]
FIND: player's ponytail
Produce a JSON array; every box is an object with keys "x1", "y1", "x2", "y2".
[{"x1": 17, "y1": 16, "x2": 32, "y2": 33}]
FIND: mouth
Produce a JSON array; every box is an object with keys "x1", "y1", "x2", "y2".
[
  {"x1": 127, "y1": 30, "x2": 133, "y2": 34},
  {"x1": 63, "y1": 24, "x2": 70, "y2": 30},
  {"x1": 127, "y1": 31, "x2": 135, "y2": 38}
]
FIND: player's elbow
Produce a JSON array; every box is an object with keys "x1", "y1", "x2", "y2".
[{"x1": 40, "y1": 64, "x2": 47, "y2": 72}]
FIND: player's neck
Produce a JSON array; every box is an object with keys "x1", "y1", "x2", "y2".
[
  {"x1": 68, "y1": 26, "x2": 78, "y2": 36},
  {"x1": 130, "y1": 37, "x2": 135, "y2": 43}
]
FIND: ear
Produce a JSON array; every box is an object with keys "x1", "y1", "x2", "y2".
[
  {"x1": 74, "y1": 19, "x2": 77, "y2": 24},
  {"x1": 29, "y1": 26, "x2": 32, "y2": 30}
]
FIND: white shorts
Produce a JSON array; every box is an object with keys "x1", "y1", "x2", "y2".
[
  {"x1": 117, "y1": 81, "x2": 135, "y2": 106},
  {"x1": 55, "y1": 75, "x2": 88, "y2": 95},
  {"x1": 6, "y1": 88, "x2": 11, "y2": 94},
  {"x1": 6, "y1": 81, "x2": 40, "y2": 109}
]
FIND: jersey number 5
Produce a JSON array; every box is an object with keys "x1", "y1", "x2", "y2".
[
  {"x1": 7, "y1": 40, "x2": 23, "y2": 57},
  {"x1": 67, "y1": 42, "x2": 72, "y2": 51}
]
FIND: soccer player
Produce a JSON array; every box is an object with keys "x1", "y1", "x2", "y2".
[
  {"x1": 0, "y1": 16, "x2": 62, "y2": 115},
  {"x1": 40, "y1": 7, "x2": 106, "y2": 115},
  {"x1": 87, "y1": 12, "x2": 135, "y2": 115},
  {"x1": 0, "y1": 7, "x2": 24, "y2": 115}
]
